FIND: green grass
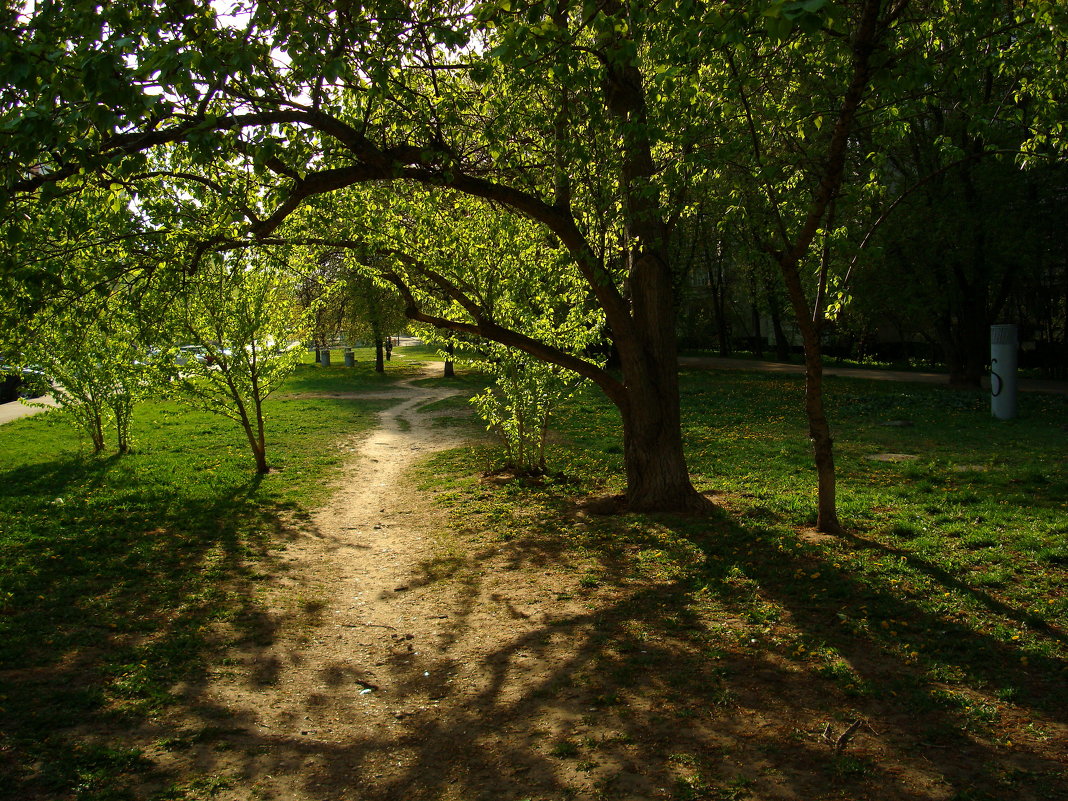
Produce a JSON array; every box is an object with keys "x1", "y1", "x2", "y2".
[
  {"x1": 285, "y1": 346, "x2": 442, "y2": 393},
  {"x1": 0, "y1": 364, "x2": 398, "y2": 800},
  {"x1": 3, "y1": 361, "x2": 1064, "y2": 800},
  {"x1": 416, "y1": 368, "x2": 1068, "y2": 799}
]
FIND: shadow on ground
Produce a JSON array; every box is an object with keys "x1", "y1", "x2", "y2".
[
  {"x1": 2, "y1": 432, "x2": 1066, "y2": 801},
  {"x1": 74, "y1": 491, "x2": 1068, "y2": 801}
]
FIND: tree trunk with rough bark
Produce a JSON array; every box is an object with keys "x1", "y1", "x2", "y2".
[
  {"x1": 940, "y1": 328, "x2": 986, "y2": 387},
  {"x1": 618, "y1": 376, "x2": 706, "y2": 513},
  {"x1": 751, "y1": 301, "x2": 765, "y2": 359},
  {"x1": 374, "y1": 340, "x2": 384, "y2": 373},
  {"x1": 444, "y1": 342, "x2": 454, "y2": 378},
  {"x1": 239, "y1": 412, "x2": 269, "y2": 474},
  {"x1": 769, "y1": 0, "x2": 884, "y2": 533}
]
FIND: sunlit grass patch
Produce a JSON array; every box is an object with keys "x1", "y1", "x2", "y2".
[
  {"x1": 418, "y1": 367, "x2": 1067, "y2": 799},
  {"x1": 0, "y1": 389, "x2": 387, "y2": 800}
]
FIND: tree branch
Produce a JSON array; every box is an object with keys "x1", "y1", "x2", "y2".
[
  {"x1": 382, "y1": 269, "x2": 626, "y2": 405},
  {"x1": 209, "y1": 233, "x2": 624, "y2": 403}
]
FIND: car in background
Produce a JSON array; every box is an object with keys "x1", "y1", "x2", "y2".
[
  {"x1": 0, "y1": 365, "x2": 49, "y2": 403},
  {"x1": 174, "y1": 345, "x2": 210, "y2": 366}
]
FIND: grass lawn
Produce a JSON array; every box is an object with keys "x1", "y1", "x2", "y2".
[
  {"x1": 0, "y1": 360, "x2": 408, "y2": 800},
  {"x1": 418, "y1": 368, "x2": 1068, "y2": 800},
  {"x1": 2, "y1": 355, "x2": 1064, "y2": 800},
  {"x1": 680, "y1": 347, "x2": 945, "y2": 372}
]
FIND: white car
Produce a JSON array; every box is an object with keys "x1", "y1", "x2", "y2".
[{"x1": 174, "y1": 346, "x2": 210, "y2": 366}]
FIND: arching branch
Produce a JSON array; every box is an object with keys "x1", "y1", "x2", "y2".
[
  {"x1": 382, "y1": 268, "x2": 626, "y2": 406},
  {"x1": 211, "y1": 234, "x2": 625, "y2": 404}
]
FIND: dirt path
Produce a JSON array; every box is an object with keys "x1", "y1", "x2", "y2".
[
  {"x1": 152, "y1": 365, "x2": 602, "y2": 800},
  {"x1": 157, "y1": 367, "x2": 465, "y2": 797}
]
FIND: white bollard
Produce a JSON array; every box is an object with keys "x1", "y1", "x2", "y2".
[{"x1": 990, "y1": 324, "x2": 1018, "y2": 420}]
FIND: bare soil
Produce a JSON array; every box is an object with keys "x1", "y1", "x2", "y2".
[
  {"x1": 142, "y1": 366, "x2": 664, "y2": 800},
  {"x1": 135, "y1": 366, "x2": 1068, "y2": 801}
]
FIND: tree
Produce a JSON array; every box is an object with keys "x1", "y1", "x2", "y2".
[
  {"x1": 704, "y1": 0, "x2": 1068, "y2": 530},
  {"x1": 4, "y1": 1, "x2": 1066, "y2": 519},
  {"x1": 295, "y1": 253, "x2": 348, "y2": 362},
  {"x1": 852, "y1": 157, "x2": 1068, "y2": 384},
  {"x1": 682, "y1": 0, "x2": 898, "y2": 532},
  {"x1": 23, "y1": 294, "x2": 161, "y2": 454},
  {"x1": 343, "y1": 266, "x2": 407, "y2": 373},
  {"x1": 470, "y1": 345, "x2": 586, "y2": 475},
  {"x1": 2, "y1": 0, "x2": 704, "y2": 511},
  {"x1": 847, "y1": 14, "x2": 1068, "y2": 386},
  {"x1": 2, "y1": 191, "x2": 174, "y2": 453},
  {"x1": 175, "y1": 252, "x2": 309, "y2": 474}
]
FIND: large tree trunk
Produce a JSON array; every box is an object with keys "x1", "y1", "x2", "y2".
[
  {"x1": 937, "y1": 312, "x2": 986, "y2": 388},
  {"x1": 596, "y1": 30, "x2": 711, "y2": 514},
  {"x1": 945, "y1": 341, "x2": 985, "y2": 388},
  {"x1": 615, "y1": 245, "x2": 710, "y2": 513},
  {"x1": 617, "y1": 372, "x2": 706, "y2": 513}
]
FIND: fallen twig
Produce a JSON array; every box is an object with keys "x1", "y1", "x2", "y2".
[
  {"x1": 835, "y1": 719, "x2": 864, "y2": 753},
  {"x1": 340, "y1": 622, "x2": 397, "y2": 630}
]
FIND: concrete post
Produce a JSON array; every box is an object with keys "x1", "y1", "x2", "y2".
[
  {"x1": 344, "y1": 349, "x2": 355, "y2": 367},
  {"x1": 990, "y1": 324, "x2": 1018, "y2": 420},
  {"x1": 321, "y1": 349, "x2": 331, "y2": 367}
]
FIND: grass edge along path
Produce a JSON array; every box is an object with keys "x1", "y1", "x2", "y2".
[
  {"x1": 0, "y1": 359, "x2": 426, "y2": 801},
  {"x1": 413, "y1": 367, "x2": 1067, "y2": 801}
]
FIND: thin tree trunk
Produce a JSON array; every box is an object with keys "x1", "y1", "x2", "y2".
[
  {"x1": 254, "y1": 398, "x2": 269, "y2": 474},
  {"x1": 236, "y1": 409, "x2": 269, "y2": 474},
  {"x1": 751, "y1": 302, "x2": 765, "y2": 359},
  {"x1": 90, "y1": 412, "x2": 105, "y2": 453},
  {"x1": 1062, "y1": 258, "x2": 1068, "y2": 379},
  {"x1": 765, "y1": 280, "x2": 791, "y2": 361},
  {"x1": 715, "y1": 282, "x2": 731, "y2": 357},
  {"x1": 115, "y1": 400, "x2": 131, "y2": 454},
  {"x1": 374, "y1": 338, "x2": 384, "y2": 373},
  {"x1": 769, "y1": 0, "x2": 883, "y2": 533},
  {"x1": 444, "y1": 342, "x2": 455, "y2": 377},
  {"x1": 252, "y1": 442, "x2": 268, "y2": 474},
  {"x1": 778, "y1": 257, "x2": 842, "y2": 532},
  {"x1": 801, "y1": 330, "x2": 840, "y2": 532}
]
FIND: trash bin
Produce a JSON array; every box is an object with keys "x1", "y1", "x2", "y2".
[
  {"x1": 344, "y1": 349, "x2": 355, "y2": 367},
  {"x1": 321, "y1": 349, "x2": 331, "y2": 367},
  {"x1": 990, "y1": 324, "x2": 1018, "y2": 420}
]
